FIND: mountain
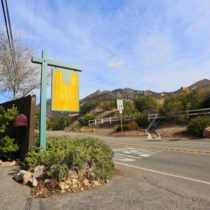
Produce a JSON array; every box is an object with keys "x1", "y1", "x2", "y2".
[
  {"x1": 37, "y1": 79, "x2": 210, "y2": 118},
  {"x1": 81, "y1": 88, "x2": 161, "y2": 103},
  {"x1": 81, "y1": 79, "x2": 210, "y2": 103},
  {"x1": 189, "y1": 79, "x2": 210, "y2": 90}
]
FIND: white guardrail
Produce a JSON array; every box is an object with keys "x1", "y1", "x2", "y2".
[
  {"x1": 148, "y1": 108, "x2": 210, "y2": 122},
  {"x1": 88, "y1": 116, "x2": 134, "y2": 126}
]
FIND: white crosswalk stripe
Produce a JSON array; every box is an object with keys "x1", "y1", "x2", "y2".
[{"x1": 113, "y1": 147, "x2": 160, "y2": 162}]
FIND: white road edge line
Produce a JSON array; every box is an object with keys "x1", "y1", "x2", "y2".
[{"x1": 114, "y1": 161, "x2": 210, "y2": 185}]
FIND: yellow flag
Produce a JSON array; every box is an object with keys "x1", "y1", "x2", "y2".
[{"x1": 52, "y1": 69, "x2": 79, "y2": 112}]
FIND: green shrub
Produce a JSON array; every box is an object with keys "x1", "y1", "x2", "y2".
[
  {"x1": 0, "y1": 136, "x2": 19, "y2": 160},
  {"x1": 79, "y1": 114, "x2": 95, "y2": 126},
  {"x1": 123, "y1": 100, "x2": 135, "y2": 116},
  {"x1": 23, "y1": 137, "x2": 114, "y2": 181},
  {"x1": 187, "y1": 116, "x2": 210, "y2": 137},
  {"x1": 135, "y1": 113, "x2": 148, "y2": 127},
  {"x1": 115, "y1": 121, "x2": 138, "y2": 132},
  {"x1": 124, "y1": 121, "x2": 138, "y2": 131},
  {"x1": 0, "y1": 106, "x2": 19, "y2": 160},
  {"x1": 80, "y1": 100, "x2": 99, "y2": 115},
  {"x1": 134, "y1": 96, "x2": 157, "y2": 113},
  {"x1": 48, "y1": 118, "x2": 65, "y2": 130}
]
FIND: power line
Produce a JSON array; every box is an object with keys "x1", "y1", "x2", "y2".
[{"x1": 1, "y1": 0, "x2": 16, "y2": 71}]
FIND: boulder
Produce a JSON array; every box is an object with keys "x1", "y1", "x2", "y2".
[
  {"x1": 203, "y1": 127, "x2": 210, "y2": 138},
  {"x1": 33, "y1": 165, "x2": 45, "y2": 178},
  {"x1": 58, "y1": 182, "x2": 65, "y2": 191},
  {"x1": 83, "y1": 178, "x2": 89, "y2": 186},
  {"x1": 23, "y1": 172, "x2": 32, "y2": 185},
  {"x1": 30, "y1": 177, "x2": 38, "y2": 187},
  {"x1": 14, "y1": 170, "x2": 28, "y2": 182},
  {"x1": 93, "y1": 180, "x2": 101, "y2": 187}
]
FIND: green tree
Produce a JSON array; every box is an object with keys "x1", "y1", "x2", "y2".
[
  {"x1": 79, "y1": 114, "x2": 95, "y2": 126},
  {"x1": 134, "y1": 96, "x2": 157, "y2": 113},
  {"x1": 80, "y1": 100, "x2": 99, "y2": 115}
]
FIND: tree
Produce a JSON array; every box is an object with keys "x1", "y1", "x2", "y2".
[
  {"x1": 0, "y1": 32, "x2": 39, "y2": 99},
  {"x1": 134, "y1": 96, "x2": 157, "y2": 113}
]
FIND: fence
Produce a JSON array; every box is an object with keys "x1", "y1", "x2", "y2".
[
  {"x1": 186, "y1": 108, "x2": 210, "y2": 117},
  {"x1": 88, "y1": 116, "x2": 134, "y2": 126},
  {"x1": 0, "y1": 95, "x2": 36, "y2": 159}
]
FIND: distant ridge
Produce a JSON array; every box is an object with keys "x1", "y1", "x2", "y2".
[{"x1": 81, "y1": 79, "x2": 210, "y2": 103}]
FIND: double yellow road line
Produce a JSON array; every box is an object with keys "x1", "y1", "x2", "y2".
[{"x1": 107, "y1": 141, "x2": 210, "y2": 155}]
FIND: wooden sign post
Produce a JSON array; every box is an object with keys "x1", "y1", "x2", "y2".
[{"x1": 32, "y1": 50, "x2": 82, "y2": 151}]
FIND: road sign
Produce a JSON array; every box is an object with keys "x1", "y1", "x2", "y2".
[
  {"x1": 117, "y1": 99, "x2": 124, "y2": 111},
  {"x1": 51, "y1": 69, "x2": 79, "y2": 112}
]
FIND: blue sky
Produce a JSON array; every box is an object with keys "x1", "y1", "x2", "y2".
[{"x1": 1, "y1": 0, "x2": 210, "y2": 102}]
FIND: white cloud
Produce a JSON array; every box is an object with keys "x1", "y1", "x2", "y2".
[{"x1": 2, "y1": 0, "x2": 210, "y2": 102}]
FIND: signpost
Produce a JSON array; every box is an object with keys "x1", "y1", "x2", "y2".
[
  {"x1": 117, "y1": 99, "x2": 124, "y2": 132},
  {"x1": 32, "y1": 50, "x2": 82, "y2": 151}
]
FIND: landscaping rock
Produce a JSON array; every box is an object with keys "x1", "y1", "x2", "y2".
[
  {"x1": 83, "y1": 178, "x2": 89, "y2": 186},
  {"x1": 72, "y1": 178, "x2": 78, "y2": 185},
  {"x1": 30, "y1": 177, "x2": 38, "y2": 187},
  {"x1": 93, "y1": 180, "x2": 101, "y2": 187},
  {"x1": 33, "y1": 165, "x2": 45, "y2": 178},
  {"x1": 58, "y1": 182, "x2": 66, "y2": 192},
  {"x1": 44, "y1": 179, "x2": 50, "y2": 183},
  {"x1": 14, "y1": 170, "x2": 28, "y2": 182},
  {"x1": 203, "y1": 127, "x2": 210, "y2": 138},
  {"x1": 70, "y1": 172, "x2": 78, "y2": 179},
  {"x1": 23, "y1": 172, "x2": 32, "y2": 185}
]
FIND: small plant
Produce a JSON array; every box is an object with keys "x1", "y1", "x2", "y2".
[
  {"x1": 115, "y1": 121, "x2": 139, "y2": 132},
  {"x1": 80, "y1": 100, "x2": 99, "y2": 115},
  {"x1": 135, "y1": 112, "x2": 148, "y2": 127},
  {"x1": 79, "y1": 114, "x2": 95, "y2": 126},
  {"x1": 187, "y1": 116, "x2": 210, "y2": 137},
  {"x1": 0, "y1": 106, "x2": 19, "y2": 160}
]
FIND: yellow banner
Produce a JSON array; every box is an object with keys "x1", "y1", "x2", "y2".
[{"x1": 52, "y1": 69, "x2": 79, "y2": 112}]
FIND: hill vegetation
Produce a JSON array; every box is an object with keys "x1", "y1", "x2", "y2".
[{"x1": 36, "y1": 79, "x2": 210, "y2": 137}]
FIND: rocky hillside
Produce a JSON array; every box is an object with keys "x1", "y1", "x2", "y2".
[
  {"x1": 39, "y1": 79, "x2": 210, "y2": 119},
  {"x1": 81, "y1": 79, "x2": 210, "y2": 103},
  {"x1": 81, "y1": 88, "x2": 161, "y2": 103}
]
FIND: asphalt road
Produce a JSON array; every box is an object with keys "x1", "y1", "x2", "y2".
[
  {"x1": 45, "y1": 131, "x2": 210, "y2": 209},
  {"x1": 1, "y1": 131, "x2": 210, "y2": 210}
]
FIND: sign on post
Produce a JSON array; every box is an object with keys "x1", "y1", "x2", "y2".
[
  {"x1": 51, "y1": 69, "x2": 79, "y2": 112},
  {"x1": 117, "y1": 99, "x2": 123, "y2": 131},
  {"x1": 32, "y1": 50, "x2": 82, "y2": 151},
  {"x1": 117, "y1": 99, "x2": 124, "y2": 114}
]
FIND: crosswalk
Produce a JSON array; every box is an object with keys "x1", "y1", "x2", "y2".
[{"x1": 113, "y1": 147, "x2": 160, "y2": 162}]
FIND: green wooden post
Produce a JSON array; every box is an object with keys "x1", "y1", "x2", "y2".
[
  {"x1": 32, "y1": 50, "x2": 82, "y2": 151},
  {"x1": 39, "y1": 50, "x2": 47, "y2": 150}
]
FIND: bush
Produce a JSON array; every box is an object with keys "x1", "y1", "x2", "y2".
[
  {"x1": 79, "y1": 114, "x2": 95, "y2": 126},
  {"x1": 124, "y1": 121, "x2": 138, "y2": 131},
  {"x1": 135, "y1": 113, "x2": 148, "y2": 127},
  {"x1": 123, "y1": 100, "x2": 135, "y2": 116},
  {"x1": 48, "y1": 118, "x2": 65, "y2": 130},
  {"x1": 134, "y1": 96, "x2": 157, "y2": 113},
  {"x1": 80, "y1": 100, "x2": 99, "y2": 115},
  {"x1": 23, "y1": 137, "x2": 114, "y2": 181},
  {"x1": 187, "y1": 116, "x2": 210, "y2": 137},
  {"x1": 0, "y1": 106, "x2": 19, "y2": 160},
  {"x1": 0, "y1": 136, "x2": 19, "y2": 160},
  {"x1": 115, "y1": 121, "x2": 139, "y2": 132}
]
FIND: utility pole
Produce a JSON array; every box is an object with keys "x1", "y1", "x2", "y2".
[{"x1": 32, "y1": 50, "x2": 82, "y2": 151}]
